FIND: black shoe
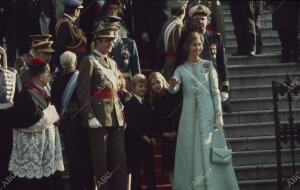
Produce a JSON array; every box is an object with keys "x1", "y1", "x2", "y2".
[
  {"x1": 279, "y1": 57, "x2": 291, "y2": 63},
  {"x1": 247, "y1": 51, "x2": 255, "y2": 56}
]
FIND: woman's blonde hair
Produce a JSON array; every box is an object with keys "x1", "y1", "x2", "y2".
[{"x1": 148, "y1": 72, "x2": 169, "y2": 109}]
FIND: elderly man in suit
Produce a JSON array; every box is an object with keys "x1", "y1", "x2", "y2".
[{"x1": 77, "y1": 22, "x2": 127, "y2": 190}]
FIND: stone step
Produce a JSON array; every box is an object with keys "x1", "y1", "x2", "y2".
[
  {"x1": 227, "y1": 53, "x2": 281, "y2": 66},
  {"x1": 226, "y1": 42, "x2": 281, "y2": 55},
  {"x1": 223, "y1": 10, "x2": 271, "y2": 18},
  {"x1": 224, "y1": 14, "x2": 272, "y2": 25},
  {"x1": 228, "y1": 63, "x2": 299, "y2": 76},
  {"x1": 226, "y1": 34, "x2": 279, "y2": 47},
  {"x1": 229, "y1": 73, "x2": 300, "y2": 87},
  {"x1": 235, "y1": 163, "x2": 300, "y2": 181},
  {"x1": 223, "y1": 108, "x2": 300, "y2": 124},
  {"x1": 230, "y1": 85, "x2": 272, "y2": 99},
  {"x1": 229, "y1": 135, "x2": 300, "y2": 151},
  {"x1": 228, "y1": 136, "x2": 276, "y2": 151},
  {"x1": 232, "y1": 148, "x2": 300, "y2": 166},
  {"x1": 225, "y1": 19, "x2": 272, "y2": 31},
  {"x1": 230, "y1": 96, "x2": 300, "y2": 112},
  {"x1": 225, "y1": 25, "x2": 273, "y2": 33},
  {"x1": 226, "y1": 30, "x2": 278, "y2": 40},
  {"x1": 224, "y1": 121, "x2": 275, "y2": 138},
  {"x1": 224, "y1": 120, "x2": 300, "y2": 138},
  {"x1": 239, "y1": 179, "x2": 277, "y2": 190}
]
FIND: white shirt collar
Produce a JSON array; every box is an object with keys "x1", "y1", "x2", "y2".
[{"x1": 134, "y1": 94, "x2": 143, "y2": 104}]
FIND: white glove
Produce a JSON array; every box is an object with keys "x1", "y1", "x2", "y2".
[
  {"x1": 215, "y1": 112, "x2": 224, "y2": 128},
  {"x1": 221, "y1": 92, "x2": 229, "y2": 102},
  {"x1": 43, "y1": 105, "x2": 59, "y2": 125},
  {"x1": 88, "y1": 117, "x2": 102, "y2": 128}
]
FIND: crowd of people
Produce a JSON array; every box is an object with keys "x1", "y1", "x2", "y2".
[{"x1": 0, "y1": 0, "x2": 299, "y2": 190}]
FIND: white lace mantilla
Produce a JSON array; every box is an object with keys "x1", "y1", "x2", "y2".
[{"x1": 8, "y1": 106, "x2": 64, "y2": 179}]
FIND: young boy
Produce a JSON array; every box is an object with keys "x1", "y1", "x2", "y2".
[{"x1": 124, "y1": 74, "x2": 156, "y2": 190}]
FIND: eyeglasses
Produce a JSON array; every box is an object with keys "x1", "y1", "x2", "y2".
[{"x1": 42, "y1": 73, "x2": 53, "y2": 79}]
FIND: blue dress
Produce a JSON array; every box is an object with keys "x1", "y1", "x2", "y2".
[{"x1": 168, "y1": 60, "x2": 239, "y2": 190}]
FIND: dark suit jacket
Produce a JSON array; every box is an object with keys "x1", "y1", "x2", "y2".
[{"x1": 124, "y1": 96, "x2": 156, "y2": 144}]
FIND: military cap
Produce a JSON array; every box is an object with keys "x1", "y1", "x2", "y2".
[
  {"x1": 30, "y1": 34, "x2": 52, "y2": 46},
  {"x1": 64, "y1": 0, "x2": 84, "y2": 9},
  {"x1": 93, "y1": 22, "x2": 119, "y2": 39},
  {"x1": 189, "y1": 5, "x2": 211, "y2": 18},
  {"x1": 167, "y1": 0, "x2": 188, "y2": 10},
  {"x1": 102, "y1": 15, "x2": 122, "y2": 24},
  {"x1": 31, "y1": 41, "x2": 55, "y2": 53}
]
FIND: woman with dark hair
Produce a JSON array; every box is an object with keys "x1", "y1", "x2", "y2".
[
  {"x1": 168, "y1": 31, "x2": 239, "y2": 190},
  {"x1": 8, "y1": 58, "x2": 64, "y2": 190}
]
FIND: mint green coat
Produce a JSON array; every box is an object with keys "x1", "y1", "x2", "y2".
[{"x1": 168, "y1": 60, "x2": 239, "y2": 190}]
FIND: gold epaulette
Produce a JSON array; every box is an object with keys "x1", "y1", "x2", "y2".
[{"x1": 55, "y1": 18, "x2": 86, "y2": 50}]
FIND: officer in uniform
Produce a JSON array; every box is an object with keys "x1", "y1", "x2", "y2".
[
  {"x1": 14, "y1": 34, "x2": 54, "y2": 84},
  {"x1": 229, "y1": 1, "x2": 256, "y2": 56},
  {"x1": 54, "y1": 0, "x2": 87, "y2": 70},
  {"x1": 157, "y1": 0, "x2": 187, "y2": 81},
  {"x1": 188, "y1": 5, "x2": 231, "y2": 112},
  {"x1": 102, "y1": 15, "x2": 141, "y2": 90},
  {"x1": 187, "y1": 0, "x2": 226, "y2": 46},
  {"x1": 77, "y1": 22, "x2": 127, "y2": 190}
]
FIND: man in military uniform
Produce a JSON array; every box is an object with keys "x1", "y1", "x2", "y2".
[
  {"x1": 188, "y1": 0, "x2": 226, "y2": 46},
  {"x1": 54, "y1": 0, "x2": 87, "y2": 71},
  {"x1": 229, "y1": 1, "x2": 256, "y2": 56},
  {"x1": 157, "y1": 0, "x2": 187, "y2": 81},
  {"x1": 77, "y1": 23, "x2": 127, "y2": 190},
  {"x1": 14, "y1": 34, "x2": 54, "y2": 84},
  {"x1": 188, "y1": 5, "x2": 231, "y2": 112},
  {"x1": 102, "y1": 16, "x2": 141, "y2": 90}
]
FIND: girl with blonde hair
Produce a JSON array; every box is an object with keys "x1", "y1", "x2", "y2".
[{"x1": 148, "y1": 71, "x2": 181, "y2": 183}]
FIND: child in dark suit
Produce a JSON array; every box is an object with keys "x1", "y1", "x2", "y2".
[{"x1": 124, "y1": 74, "x2": 156, "y2": 190}]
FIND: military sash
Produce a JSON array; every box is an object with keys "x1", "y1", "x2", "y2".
[
  {"x1": 90, "y1": 55, "x2": 118, "y2": 90},
  {"x1": 61, "y1": 71, "x2": 79, "y2": 115}
]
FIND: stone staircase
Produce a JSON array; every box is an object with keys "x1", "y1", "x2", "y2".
[{"x1": 222, "y1": 3, "x2": 300, "y2": 190}]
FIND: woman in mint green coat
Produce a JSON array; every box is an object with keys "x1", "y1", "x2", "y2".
[{"x1": 168, "y1": 31, "x2": 239, "y2": 190}]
